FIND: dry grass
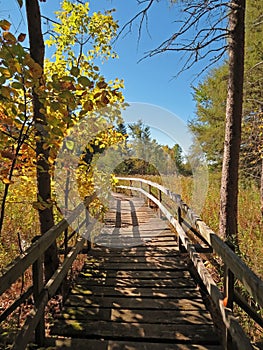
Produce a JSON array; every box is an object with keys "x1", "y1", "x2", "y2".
[{"x1": 0, "y1": 173, "x2": 262, "y2": 343}]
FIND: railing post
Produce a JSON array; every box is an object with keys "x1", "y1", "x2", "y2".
[
  {"x1": 223, "y1": 241, "x2": 236, "y2": 350},
  {"x1": 64, "y1": 227, "x2": 68, "y2": 258},
  {"x1": 129, "y1": 179, "x2": 133, "y2": 196},
  {"x1": 148, "y1": 184, "x2": 152, "y2": 207},
  {"x1": 177, "y1": 207, "x2": 186, "y2": 252},
  {"x1": 140, "y1": 181, "x2": 143, "y2": 198},
  {"x1": 158, "y1": 189, "x2": 162, "y2": 218},
  {"x1": 32, "y1": 236, "x2": 45, "y2": 347},
  {"x1": 85, "y1": 205, "x2": 91, "y2": 251}
]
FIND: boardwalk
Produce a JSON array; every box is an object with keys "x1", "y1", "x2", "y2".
[{"x1": 50, "y1": 193, "x2": 222, "y2": 349}]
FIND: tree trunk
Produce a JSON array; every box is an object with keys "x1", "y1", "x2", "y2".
[
  {"x1": 219, "y1": 0, "x2": 246, "y2": 242},
  {"x1": 25, "y1": 0, "x2": 59, "y2": 281},
  {"x1": 261, "y1": 157, "x2": 263, "y2": 217}
]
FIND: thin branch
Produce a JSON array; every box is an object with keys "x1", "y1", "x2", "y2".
[
  {"x1": 117, "y1": 0, "x2": 230, "y2": 78},
  {"x1": 115, "y1": 0, "x2": 155, "y2": 43},
  {"x1": 41, "y1": 15, "x2": 60, "y2": 25}
]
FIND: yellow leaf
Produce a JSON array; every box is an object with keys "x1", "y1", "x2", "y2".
[
  {"x1": 48, "y1": 156, "x2": 55, "y2": 164},
  {"x1": 3, "y1": 31, "x2": 16, "y2": 44},
  {"x1": 0, "y1": 20, "x2": 11, "y2": 31},
  {"x1": 2, "y1": 178, "x2": 14, "y2": 185},
  {"x1": 0, "y1": 68, "x2": 11, "y2": 78}
]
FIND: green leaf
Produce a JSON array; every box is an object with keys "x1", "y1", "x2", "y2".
[
  {"x1": 70, "y1": 66, "x2": 80, "y2": 77},
  {"x1": 11, "y1": 82, "x2": 23, "y2": 89},
  {"x1": 78, "y1": 76, "x2": 92, "y2": 88},
  {"x1": 61, "y1": 75, "x2": 75, "y2": 82},
  {"x1": 50, "y1": 101, "x2": 61, "y2": 112},
  {"x1": 0, "y1": 76, "x2": 6, "y2": 85}
]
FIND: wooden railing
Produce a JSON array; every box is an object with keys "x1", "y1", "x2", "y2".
[
  {"x1": 116, "y1": 176, "x2": 263, "y2": 350},
  {"x1": 0, "y1": 194, "x2": 96, "y2": 350}
]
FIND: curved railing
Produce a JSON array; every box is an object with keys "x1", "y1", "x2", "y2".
[{"x1": 116, "y1": 176, "x2": 263, "y2": 350}]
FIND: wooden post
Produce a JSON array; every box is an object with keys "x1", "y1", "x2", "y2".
[
  {"x1": 129, "y1": 179, "x2": 133, "y2": 196},
  {"x1": 223, "y1": 241, "x2": 236, "y2": 349},
  {"x1": 32, "y1": 236, "x2": 45, "y2": 347},
  {"x1": 64, "y1": 228, "x2": 68, "y2": 258},
  {"x1": 158, "y1": 189, "x2": 162, "y2": 218},
  {"x1": 148, "y1": 184, "x2": 152, "y2": 207},
  {"x1": 85, "y1": 206, "x2": 91, "y2": 251},
  {"x1": 177, "y1": 207, "x2": 186, "y2": 252},
  {"x1": 140, "y1": 181, "x2": 143, "y2": 198}
]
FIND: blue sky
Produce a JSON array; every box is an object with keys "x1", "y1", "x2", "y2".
[{"x1": 1, "y1": 0, "x2": 222, "y2": 149}]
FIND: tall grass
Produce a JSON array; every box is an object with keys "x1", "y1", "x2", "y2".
[{"x1": 158, "y1": 173, "x2": 263, "y2": 279}]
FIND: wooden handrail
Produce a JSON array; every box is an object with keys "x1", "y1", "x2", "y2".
[
  {"x1": 0, "y1": 193, "x2": 96, "y2": 349},
  {"x1": 116, "y1": 177, "x2": 263, "y2": 307},
  {"x1": 116, "y1": 176, "x2": 263, "y2": 350}
]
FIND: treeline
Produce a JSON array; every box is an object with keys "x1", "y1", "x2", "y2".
[{"x1": 103, "y1": 120, "x2": 192, "y2": 176}]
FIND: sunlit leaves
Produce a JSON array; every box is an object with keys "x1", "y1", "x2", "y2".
[
  {"x1": 78, "y1": 76, "x2": 92, "y2": 88},
  {"x1": 0, "y1": 0, "x2": 126, "y2": 234},
  {"x1": 2, "y1": 32, "x2": 16, "y2": 44},
  {"x1": 0, "y1": 20, "x2": 11, "y2": 31},
  {"x1": 1, "y1": 178, "x2": 14, "y2": 185},
  {"x1": 65, "y1": 140, "x2": 74, "y2": 150}
]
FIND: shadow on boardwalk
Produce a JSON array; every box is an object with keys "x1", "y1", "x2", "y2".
[{"x1": 50, "y1": 193, "x2": 223, "y2": 350}]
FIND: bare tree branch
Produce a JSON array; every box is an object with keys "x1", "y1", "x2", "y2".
[
  {"x1": 41, "y1": 15, "x2": 60, "y2": 25},
  {"x1": 117, "y1": 0, "x2": 230, "y2": 76},
  {"x1": 115, "y1": 0, "x2": 155, "y2": 43}
]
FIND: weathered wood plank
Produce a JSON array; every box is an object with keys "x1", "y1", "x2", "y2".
[
  {"x1": 90, "y1": 247, "x2": 181, "y2": 257},
  {"x1": 75, "y1": 277, "x2": 197, "y2": 288},
  {"x1": 80, "y1": 269, "x2": 192, "y2": 279},
  {"x1": 83, "y1": 262, "x2": 188, "y2": 271},
  {"x1": 45, "y1": 337, "x2": 223, "y2": 350},
  {"x1": 59, "y1": 307, "x2": 213, "y2": 324},
  {"x1": 51, "y1": 320, "x2": 219, "y2": 343},
  {"x1": 65, "y1": 295, "x2": 207, "y2": 310},
  {"x1": 71, "y1": 285, "x2": 201, "y2": 299},
  {"x1": 85, "y1": 255, "x2": 187, "y2": 264}
]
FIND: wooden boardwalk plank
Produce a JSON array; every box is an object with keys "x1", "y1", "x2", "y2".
[
  {"x1": 46, "y1": 338, "x2": 223, "y2": 350},
  {"x1": 58, "y1": 308, "x2": 214, "y2": 324},
  {"x1": 70, "y1": 285, "x2": 201, "y2": 298},
  {"x1": 51, "y1": 320, "x2": 219, "y2": 343},
  {"x1": 50, "y1": 193, "x2": 222, "y2": 349}
]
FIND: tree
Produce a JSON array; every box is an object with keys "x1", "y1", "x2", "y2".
[
  {"x1": 219, "y1": 0, "x2": 245, "y2": 242},
  {"x1": 0, "y1": 0, "x2": 124, "y2": 275},
  {"x1": 189, "y1": 64, "x2": 228, "y2": 170},
  {"x1": 25, "y1": 0, "x2": 59, "y2": 281},
  {"x1": 123, "y1": 0, "x2": 246, "y2": 242},
  {"x1": 190, "y1": 0, "x2": 262, "y2": 209},
  {"x1": 113, "y1": 120, "x2": 184, "y2": 175},
  {"x1": 0, "y1": 20, "x2": 35, "y2": 235}
]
